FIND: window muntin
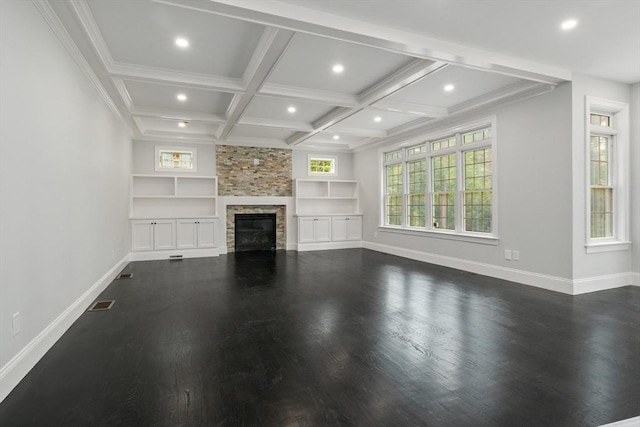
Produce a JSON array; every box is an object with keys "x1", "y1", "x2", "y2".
[
  {"x1": 585, "y1": 97, "x2": 630, "y2": 251},
  {"x1": 431, "y1": 154, "x2": 456, "y2": 230},
  {"x1": 589, "y1": 135, "x2": 613, "y2": 238},
  {"x1": 407, "y1": 160, "x2": 426, "y2": 227},
  {"x1": 463, "y1": 148, "x2": 492, "y2": 233},
  {"x1": 590, "y1": 113, "x2": 611, "y2": 127},
  {"x1": 155, "y1": 146, "x2": 197, "y2": 172},
  {"x1": 381, "y1": 123, "x2": 494, "y2": 236},
  {"x1": 385, "y1": 163, "x2": 403, "y2": 226},
  {"x1": 308, "y1": 156, "x2": 337, "y2": 175}
]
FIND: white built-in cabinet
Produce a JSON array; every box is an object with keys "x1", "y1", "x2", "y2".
[
  {"x1": 176, "y1": 219, "x2": 216, "y2": 249},
  {"x1": 294, "y1": 179, "x2": 362, "y2": 250},
  {"x1": 131, "y1": 219, "x2": 176, "y2": 251},
  {"x1": 130, "y1": 174, "x2": 219, "y2": 260},
  {"x1": 298, "y1": 217, "x2": 332, "y2": 243}
]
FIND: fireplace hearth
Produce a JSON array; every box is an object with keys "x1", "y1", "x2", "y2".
[{"x1": 234, "y1": 213, "x2": 277, "y2": 252}]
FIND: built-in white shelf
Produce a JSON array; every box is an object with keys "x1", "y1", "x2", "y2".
[
  {"x1": 294, "y1": 179, "x2": 360, "y2": 216},
  {"x1": 130, "y1": 174, "x2": 218, "y2": 218}
]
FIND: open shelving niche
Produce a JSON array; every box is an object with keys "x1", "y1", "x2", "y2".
[
  {"x1": 294, "y1": 179, "x2": 360, "y2": 216},
  {"x1": 130, "y1": 174, "x2": 218, "y2": 219}
]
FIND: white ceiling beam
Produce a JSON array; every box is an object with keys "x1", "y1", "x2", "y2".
[
  {"x1": 258, "y1": 84, "x2": 359, "y2": 108},
  {"x1": 324, "y1": 126, "x2": 388, "y2": 138},
  {"x1": 237, "y1": 117, "x2": 314, "y2": 132},
  {"x1": 286, "y1": 59, "x2": 446, "y2": 145},
  {"x1": 372, "y1": 100, "x2": 448, "y2": 118},
  {"x1": 218, "y1": 27, "x2": 296, "y2": 140},
  {"x1": 156, "y1": 0, "x2": 570, "y2": 84},
  {"x1": 130, "y1": 107, "x2": 227, "y2": 124}
]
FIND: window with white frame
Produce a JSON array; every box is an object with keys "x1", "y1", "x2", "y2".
[
  {"x1": 382, "y1": 120, "x2": 496, "y2": 237},
  {"x1": 308, "y1": 155, "x2": 337, "y2": 175},
  {"x1": 585, "y1": 97, "x2": 630, "y2": 252},
  {"x1": 155, "y1": 146, "x2": 196, "y2": 172}
]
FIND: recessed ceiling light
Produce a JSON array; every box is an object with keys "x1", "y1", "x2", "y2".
[
  {"x1": 333, "y1": 135, "x2": 340, "y2": 140},
  {"x1": 444, "y1": 84, "x2": 455, "y2": 92},
  {"x1": 175, "y1": 37, "x2": 189, "y2": 48},
  {"x1": 561, "y1": 19, "x2": 578, "y2": 30},
  {"x1": 332, "y1": 64, "x2": 344, "y2": 74},
  {"x1": 374, "y1": 116, "x2": 382, "y2": 122},
  {"x1": 287, "y1": 106, "x2": 296, "y2": 113},
  {"x1": 177, "y1": 94, "x2": 187, "y2": 101},
  {"x1": 178, "y1": 121, "x2": 188, "y2": 128}
]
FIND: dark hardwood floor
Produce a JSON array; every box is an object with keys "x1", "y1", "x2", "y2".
[{"x1": 1, "y1": 249, "x2": 638, "y2": 426}]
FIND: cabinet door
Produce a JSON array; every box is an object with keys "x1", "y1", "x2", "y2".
[
  {"x1": 154, "y1": 220, "x2": 176, "y2": 250},
  {"x1": 197, "y1": 219, "x2": 215, "y2": 248},
  {"x1": 331, "y1": 217, "x2": 348, "y2": 241},
  {"x1": 298, "y1": 217, "x2": 316, "y2": 243},
  {"x1": 176, "y1": 220, "x2": 198, "y2": 249},
  {"x1": 131, "y1": 221, "x2": 154, "y2": 251},
  {"x1": 346, "y1": 216, "x2": 362, "y2": 240},
  {"x1": 315, "y1": 217, "x2": 331, "y2": 242}
]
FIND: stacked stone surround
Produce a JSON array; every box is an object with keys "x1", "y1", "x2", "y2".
[
  {"x1": 226, "y1": 205, "x2": 286, "y2": 252},
  {"x1": 216, "y1": 145, "x2": 292, "y2": 196}
]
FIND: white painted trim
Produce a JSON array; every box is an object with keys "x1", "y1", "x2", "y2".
[
  {"x1": 298, "y1": 241, "x2": 363, "y2": 252},
  {"x1": 599, "y1": 416, "x2": 640, "y2": 427},
  {"x1": 363, "y1": 241, "x2": 574, "y2": 294},
  {"x1": 379, "y1": 226, "x2": 499, "y2": 246},
  {"x1": 363, "y1": 241, "x2": 639, "y2": 295},
  {"x1": 573, "y1": 273, "x2": 634, "y2": 295},
  {"x1": 585, "y1": 241, "x2": 632, "y2": 253},
  {"x1": 0, "y1": 254, "x2": 131, "y2": 403},
  {"x1": 32, "y1": 0, "x2": 126, "y2": 126},
  {"x1": 129, "y1": 248, "x2": 219, "y2": 261}
]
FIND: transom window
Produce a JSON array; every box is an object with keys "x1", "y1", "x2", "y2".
[
  {"x1": 308, "y1": 155, "x2": 337, "y2": 175},
  {"x1": 382, "y1": 120, "x2": 495, "y2": 236},
  {"x1": 156, "y1": 146, "x2": 197, "y2": 172}
]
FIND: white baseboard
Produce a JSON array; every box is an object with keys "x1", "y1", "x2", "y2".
[
  {"x1": 364, "y1": 242, "x2": 638, "y2": 295},
  {"x1": 0, "y1": 254, "x2": 131, "y2": 403},
  {"x1": 600, "y1": 416, "x2": 640, "y2": 427},
  {"x1": 297, "y1": 241, "x2": 363, "y2": 252},
  {"x1": 364, "y1": 241, "x2": 574, "y2": 294},
  {"x1": 631, "y1": 272, "x2": 640, "y2": 286},
  {"x1": 130, "y1": 248, "x2": 219, "y2": 261},
  {"x1": 573, "y1": 273, "x2": 634, "y2": 295}
]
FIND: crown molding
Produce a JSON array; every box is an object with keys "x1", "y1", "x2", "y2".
[
  {"x1": 33, "y1": 0, "x2": 126, "y2": 127},
  {"x1": 69, "y1": 0, "x2": 114, "y2": 68}
]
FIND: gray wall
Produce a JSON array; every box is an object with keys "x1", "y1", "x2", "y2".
[
  {"x1": 630, "y1": 82, "x2": 640, "y2": 278},
  {"x1": 570, "y1": 74, "x2": 634, "y2": 281},
  {"x1": 354, "y1": 83, "x2": 574, "y2": 279},
  {"x1": 0, "y1": 0, "x2": 131, "y2": 377}
]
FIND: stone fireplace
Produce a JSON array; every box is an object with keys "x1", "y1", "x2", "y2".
[{"x1": 226, "y1": 205, "x2": 286, "y2": 253}]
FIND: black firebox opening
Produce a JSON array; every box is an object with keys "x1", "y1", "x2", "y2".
[{"x1": 234, "y1": 213, "x2": 277, "y2": 252}]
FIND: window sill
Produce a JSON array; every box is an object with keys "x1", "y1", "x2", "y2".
[
  {"x1": 378, "y1": 226, "x2": 499, "y2": 245},
  {"x1": 585, "y1": 241, "x2": 631, "y2": 253}
]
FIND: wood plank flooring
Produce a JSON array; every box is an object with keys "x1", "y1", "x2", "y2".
[{"x1": 1, "y1": 249, "x2": 638, "y2": 426}]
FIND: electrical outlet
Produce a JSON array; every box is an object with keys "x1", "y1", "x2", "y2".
[
  {"x1": 504, "y1": 249, "x2": 512, "y2": 260},
  {"x1": 253, "y1": 158, "x2": 260, "y2": 166},
  {"x1": 513, "y1": 250, "x2": 520, "y2": 261},
  {"x1": 12, "y1": 312, "x2": 20, "y2": 336}
]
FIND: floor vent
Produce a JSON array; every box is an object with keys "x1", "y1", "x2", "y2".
[
  {"x1": 116, "y1": 273, "x2": 133, "y2": 280},
  {"x1": 88, "y1": 300, "x2": 115, "y2": 311},
  {"x1": 169, "y1": 255, "x2": 183, "y2": 261}
]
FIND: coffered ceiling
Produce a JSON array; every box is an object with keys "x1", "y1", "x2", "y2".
[{"x1": 43, "y1": 0, "x2": 639, "y2": 151}]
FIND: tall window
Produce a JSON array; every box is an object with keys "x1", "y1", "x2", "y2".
[
  {"x1": 586, "y1": 97, "x2": 630, "y2": 252},
  {"x1": 382, "y1": 121, "x2": 495, "y2": 236}
]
